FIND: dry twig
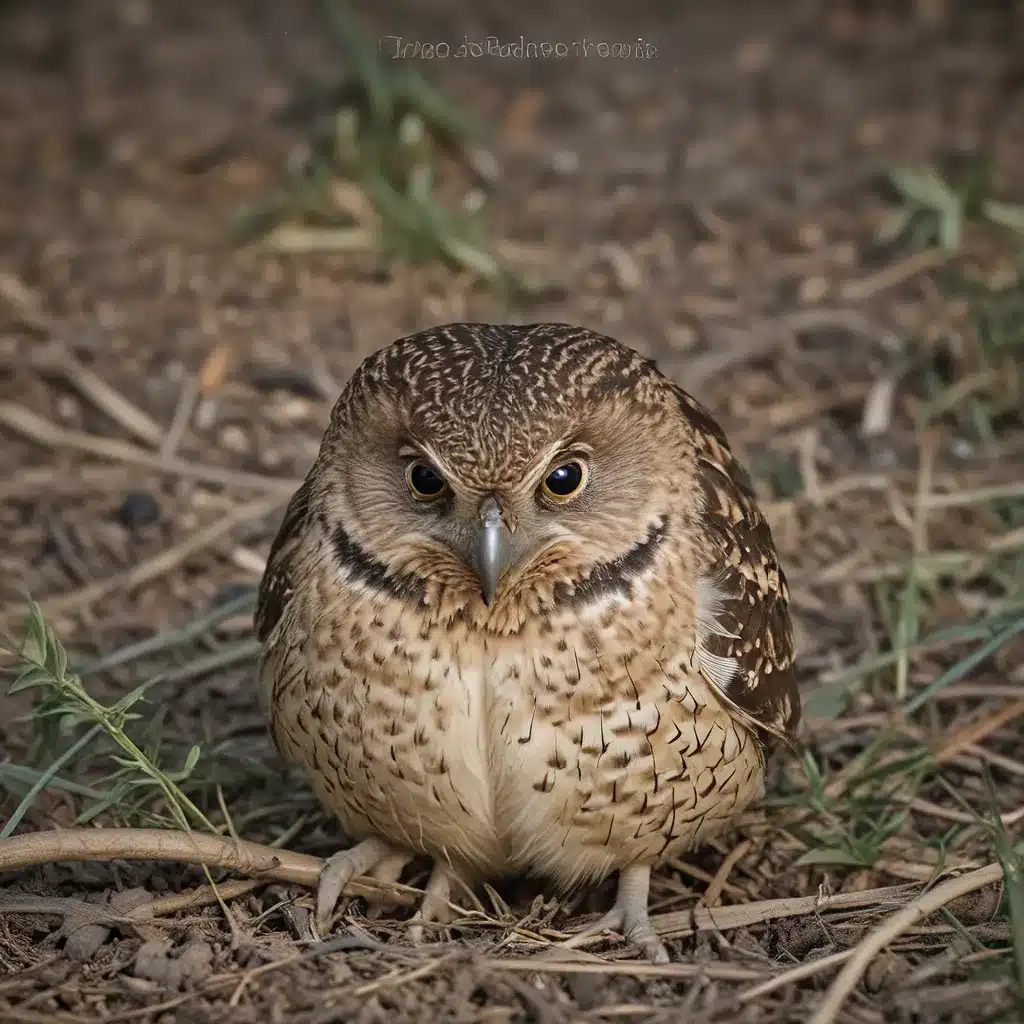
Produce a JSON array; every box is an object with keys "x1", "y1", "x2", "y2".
[
  {"x1": 28, "y1": 345, "x2": 165, "y2": 449},
  {"x1": 0, "y1": 827, "x2": 416, "y2": 907},
  {"x1": 808, "y1": 862, "x2": 1005, "y2": 1024},
  {"x1": 840, "y1": 247, "x2": 959, "y2": 301},
  {"x1": 1, "y1": 495, "x2": 285, "y2": 622},
  {"x1": 0, "y1": 402, "x2": 301, "y2": 494}
]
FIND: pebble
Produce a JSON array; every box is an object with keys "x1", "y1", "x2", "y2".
[
  {"x1": 551, "y1": 149, "x2": 579, "y2": 175},
  {"x1": 218, "y1": 424, "x2": 250, "y2": 455},
  {"x1": 117, "y1": 491, "x2": 161, "y2": 529},
  {"x1": 665, "y1": 322, "x2": 699, "y2": 351},
  {"x1": 273, "y1": 397, "x2": 313, "y2": 424},
  {"x1": 799, "y1": 275, "x2": 830, "y2": 304},
  {"x1": 56, "y1": 395, "x2": 79, "y2": 422}
]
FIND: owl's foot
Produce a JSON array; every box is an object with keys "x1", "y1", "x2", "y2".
[
  {"x1": 565, "y1": 863, "x2": 669, "y2": 963},
  {"x1": 316, "y1": 837, "x2": 404, "y2": 933},
  {"x1": 407, "y1": 860, "x2": 454, "y2": 945},
  {"x1": 365, "y1": 851, "x2": 415, "y2": 919}
]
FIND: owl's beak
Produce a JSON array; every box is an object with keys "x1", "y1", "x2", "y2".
[{"x1": 473, "y1": 497, "x2": 515, "y2": 606}]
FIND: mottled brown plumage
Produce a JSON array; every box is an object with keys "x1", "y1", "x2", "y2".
[{"x1": 256, "y1": 322, "x2": 799, "y2": 960}]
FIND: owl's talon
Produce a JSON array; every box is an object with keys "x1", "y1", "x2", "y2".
[
  {"x1": 316, "y1": 838, "x2": 400, "y2": 934},
  {"x1": 564, "y1": 863, "x2": 669, "y2": 963},
  {"x1": 408, "y1": 861, "x2": 454, "y2": 945},
  {"x1": 364, "y1": 851, "x2": 414, "y2": 919}
]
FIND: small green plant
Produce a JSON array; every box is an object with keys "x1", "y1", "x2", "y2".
[
  {"x1": 773, "y1": 743, "x2": 929, "y2": 869},
  {"x1": 1, "y1": 593, "x2": 321, "y2": 847},
  {"x1": 883, "y1": 164, "x2": 1024, "y2": 251},
  {"x1": 0, "y1": 592, "x2": 296, "y2": 827},
  {"x1": 232, "y1": 0, "x2": 511, "y2": 287},
  {"x1": 1, "y1": 602, "x2": 212, "y2": 838}
]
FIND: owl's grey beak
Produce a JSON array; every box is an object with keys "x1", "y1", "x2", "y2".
[{"x1": 474, "y1": 497, "x2": 514, "y2": 606}]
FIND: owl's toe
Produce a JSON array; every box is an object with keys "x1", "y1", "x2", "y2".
[
  {"x1": 621, "y1": 909, "x2": 670, "y2": 964},
  {"x1": 564, "y1": 863, "x2": 669, "y2": 963},
  {"x1": 408, "y1": 860, "x2": 455, "y2": 945},
  {"x1": 364, "y1": 851, "x2": 415, "y2": 919},
  {"x1": 316, "y1": 837, "x2": 403, "y2": 934}
]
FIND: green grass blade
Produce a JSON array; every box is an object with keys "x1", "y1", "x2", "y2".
[
  {"x1": 76, "y1": 591, "x2": 256, "y2": 679},
  {"x1": 904, "y1": 614, "x2": 1024, "y2": 714},
  {"x1": 0, "y1": 723, "x2": 102, "y2": 838}
]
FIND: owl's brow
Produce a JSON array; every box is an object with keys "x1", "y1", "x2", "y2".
[
  {"x1": 518, "y1": 439, "x2": 594, "y2": 487},
  {"x1": 395, "y1": 437, "x2": 592, "y2": 491},
  {"x1": 395, "y1": 438, "x2": 459, "y2": 481}
]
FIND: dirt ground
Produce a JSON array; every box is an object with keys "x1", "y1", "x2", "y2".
[{"x1": 1, "y1": 0, "x2": 1023, "y2": 1021}]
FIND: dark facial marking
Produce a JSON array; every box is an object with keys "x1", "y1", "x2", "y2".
[
  {"x1": 331, "y1": 524, "x2": 425, "y2": 602},
  {"x1": 554, "y1": 518, "x2": 668, "y2": 608}
]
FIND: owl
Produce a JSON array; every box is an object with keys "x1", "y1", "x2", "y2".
[{"x1": 256, "y1": 323, "x2": 799, "y2": 961}]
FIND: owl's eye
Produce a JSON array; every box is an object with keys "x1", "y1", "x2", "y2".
[
  {"x1": 407, "y1": 460, "x2": 449, "y2": 501},
  {"x1": 540, "y1": 460, "x2": 589, "y2": 503}
]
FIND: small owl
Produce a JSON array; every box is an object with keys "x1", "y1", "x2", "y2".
[{"x1": 256, "y1": 323, "x2": 799, "y2": 961}]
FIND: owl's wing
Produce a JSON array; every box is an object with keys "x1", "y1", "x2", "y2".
[
  {"x1": 254, "y1": 476, "x2": 318, "y2": 761},
  {"x1": 675, "y1": 387, "x2": 801, "y2": 743},
  {"x1": 255, "y1": 476, "x2": 312, "y2": 644}
]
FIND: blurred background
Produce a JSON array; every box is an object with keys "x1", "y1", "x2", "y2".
[{"x1": 1, "y1": 1, "x2": 1023, "y2": 1020}]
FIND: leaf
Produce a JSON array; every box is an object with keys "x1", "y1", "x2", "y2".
[
  {"x1": 22, "y1": 603, "x2": 48, "y2": 665},
  {"x1": 889, "y1": 167, "x2": 961, "y2": 215},
  {"x1": 905, "y1": 614, "x2": 1024, "y2": 713},
  {"x1": 74, "y1": 791, "x2": 129, "y2": 826},
  {"x1": 802, "y1": 681, "x2": 854, "y2": 721},
  {"x1": 325, "y1": 0, "x2": 394, "y2": 128},
  {"x1": 0, "y1": 724, "x2": 103, "y2": 839},
  {"x1": 987, "y1": 776, "x2": 1024, "y2": 987},
  {"x1": 44, "y1": 624, "x2": 69, "y2": 681},
  {"x1": 0, "y1": 761, "x2": 105, "y2": 799},
  {"x1": 181, "y1": 745, "x2": 202, "y2": 777},
  {"x1": 801, "y1": 750, "x2": 824, "y2": 788},
  {"x1": 984, "y1": 199, "x2": 1024, "y2": 234},
  {"x1": 399, "y1": 65, "x2": 484, "y2": 144},
  {"x1": 937, "y1": 203, "x2": 963, "y2": 251},
  {"x1": 109, "y1": 682, "x2": 153, "y2": 716},
  {"x1": 793, "y1": 847, "x2": 868, "y2": 868},
  {"x1": 8, "y1": 666, "x2": 54, "y2": 694},
  {"x1": 31, "y1": 706, "x2": 84, "y2": 723}
]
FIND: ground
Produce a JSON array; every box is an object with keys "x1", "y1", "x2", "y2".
[{"x1": 1, "y1": 0, "x2": 1023, "y2": 1021}]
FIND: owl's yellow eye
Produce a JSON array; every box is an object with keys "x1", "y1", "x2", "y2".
[
  {"x1": 407, "y1": 460, "x2": 449, "y2": 501},
  {"x1": 540, "y1": 460, "x2": 589, "y2": 503}
]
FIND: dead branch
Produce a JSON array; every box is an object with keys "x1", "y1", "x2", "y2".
[
  {"x1": 0, "y1": 828, "x2": 416, "y2": 907},
  {"x1": 809, "y1": 862, "x2": 1005, "y2": 1024}
]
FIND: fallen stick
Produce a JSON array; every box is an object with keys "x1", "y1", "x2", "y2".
[
  {"x1": 0, "y1": 401, "x2": 302, "y2": 495},
  {"x1": 0, "y1": 828, "x2": 416, "y2": 907},
  {"x1": 809, "y1": 861, "x2": 1005, "y2": 1024}
]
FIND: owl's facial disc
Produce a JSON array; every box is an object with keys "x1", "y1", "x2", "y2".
[{"x1": 400, "y1": 445, "x2": 596, "y2": 605}]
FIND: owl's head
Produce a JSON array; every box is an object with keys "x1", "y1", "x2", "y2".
[{"x1": 311, "y1": 323, "x2": 698, "y2": 626}]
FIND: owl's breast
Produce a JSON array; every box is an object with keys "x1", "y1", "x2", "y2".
[
  {"x1": 484, "y1": 602, "x2": 766, "y2": 888},
  {"x1": 265, "y1": 572, "x2": 765, "y2": 886},
  {"x1": 263, "y1": 582, "x2": 506, "y2": 877}
]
